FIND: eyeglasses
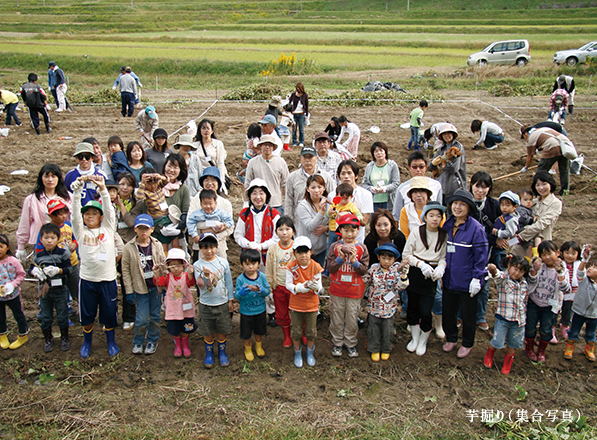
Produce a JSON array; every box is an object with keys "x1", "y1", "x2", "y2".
[
  {"x1": 76, "y1": 153, "x2": 93, "y2": 161},
  {"x1": 410, "y1": 165, "x2": 426, "y2": 170}
]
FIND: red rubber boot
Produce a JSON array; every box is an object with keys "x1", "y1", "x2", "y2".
[
  {"x1": 524, "y1": 337, "x2": 537, "y2": 361},
  {"x1": 501, "y1": 353, "x2": 515, "y2": 375},
  {"x1": 282, "y1": 325, "x2": 292, "y2": 349},
  {"x1": 484, "y1": 345, "x2": 496, "y2": 368}
]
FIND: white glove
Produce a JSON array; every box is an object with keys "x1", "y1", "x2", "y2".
[
  {"x1": 31, "y1": 267, "x2": 46, "y2": 281},
  {"x1": 70, "y1": 178, "x2": 84, "y2": 192},
  {"x1": 160, "y1": 224, "x2": 180, "y2": 237},
  {"x1": 112, "y1": 86, "x2": 116, "y2": 91},
  {"x1": 581, "y1": 244, "x2": 593, "y2": 263},
  {"x1": 43, "y1": 266, "x2": 60, "y2": 278},
  {"x1": 295, "y1": 283, "x2": 310, "y2": 294},
  {"x1": 138, "y1": 83, "x2": 143, "y2": 88},
  {"x1": 4, "y1": 283, "x2": 14, "y2": 296},
  {"x1": 15, "y1": 249, "x2": 28, "y2": 262},
  {"x1": 520, "y1": 166, "x2": 528, "y2": 173},
  {"x1": 247, "y1": 242, "x2": 261, "y2": 251},
  {"x1": 432, "y1": 265, "x2": 445, "y2": 282},
  {"x1": 418, "y1": 262, "x2": 434, "y2": 279},
  {"x1": 469, "y1": 278, "x2": 482, "y2": 297}
]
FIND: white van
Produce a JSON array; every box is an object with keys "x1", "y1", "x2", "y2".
[{"x1": 467, "y1": 40, "x2": 531, "y2": 67}]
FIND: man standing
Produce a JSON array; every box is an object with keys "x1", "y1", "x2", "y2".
[
  {"x1": 314, "y1": 132, "x2": 342, "y2": 182},
  {"x1": 48, "y1": 62, "x2": 72, "y2": 112},
  {"x1": 19, "y1": 73, "x2": 51, "y2": 135},
  {"x1": 258, "y1": 114, "x2": 283, "y2": 156},
  {"x1": 135, "y1": 105, "x2": 159, "y2": 149},
  {"x1": 284, "y1": 145, "x2": 336, "y2": 222},
  {"x1": 553, "y1": 74, "x2": 575, "y2": 114},
  {"x1": 119, "y1": 67, "x2": 137, "y2": 118},
  {"x1": 113, "y1": 66, "x2": 142, "y2": 105},
  {"x1": 245, "y1": 134, "x2": 289, "y2": 216},
  {"x1": 392, "y1": 151, "x2": 443, "y2": 221},
  {"x1": 48, "y1": 61, "x2": 70, "y2": 113},
  {"x1": 521, "y1": 126, "x2": 571, "y2": 195}
]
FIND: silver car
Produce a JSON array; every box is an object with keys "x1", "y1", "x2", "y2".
[
  {"x1": 467, "y1": 40, "x2": 531, "y2": 67},
  {"x1": 553, "y1": 41, "x2": 597, "y2": 66}
]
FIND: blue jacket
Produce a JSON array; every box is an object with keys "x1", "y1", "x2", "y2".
[
  {"x1": 234, "y1": 272, "x2": 270, "y2": 316},
  {"x1": 442, "y1": 215, "x2": 488, "y2": 292},
  {"x1": 110, "y1": 150, "x2": 133, "y2": 182}
]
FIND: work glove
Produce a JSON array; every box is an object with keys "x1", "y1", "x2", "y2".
[
  {"x1": 431, "y1": 265, "x2": 445, "y2": 282},
  {"x1": 469, "y1": 278, "x2": 482, "y2": 297},
  {"x1": 247, "y1": 242, "x2": 261, "y2": 251},
  {"x1": 31, "y1": 267, "x2": 46, "y2": 281},
  {"x1": 418, "y1": 262, "x2": 434, "y2": 279},
  {"x1": 520, "y1": 166, "x2": 528, "y2": 173},
  {"x1": 43, "y1": 266, "x2": 60, "y2": 278},
  {"x1": 3, "y1": 283, "x2": 14, "y2": 296},
  {"x1": 161, "y1": 224, "x2": 180, "y2": 237},
  {"x1": 112, "y1": 86, "x2": 116, "y2": 91},
  {"x1": 581, "y1": 244, "x2": 593, "y2": 263},
  {"x1": 70, "y1": 178, "x2": 84, "y2": 192},
  {"x1": 126, "y1": 293, "x2": 135, "y2": 305},
  {"x1": 294, "y1": 283, "x2": 310, "y2": 294},
  {"x1": 15, "y1": 249, "x2": 28, "y2": 262}
]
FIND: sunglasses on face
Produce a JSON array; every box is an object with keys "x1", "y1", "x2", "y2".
[
  {"x1": 77, "y1": 153, "x2": 93, "y2": 161},
  {"x1": 410, "y1": 165, "x2": 426, "y2": 170}
]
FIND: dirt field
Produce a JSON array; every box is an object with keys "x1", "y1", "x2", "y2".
[{"x1": 1, "y1": 88, "x2": 596, "y2": 439}]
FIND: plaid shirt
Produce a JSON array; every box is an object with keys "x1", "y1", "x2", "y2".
[
  {"x1": 492, "y1": 271, "x2": 529, "y2": 326},
  {"x1": 363, "y1": 263, "x2": 409, "y2": 319},
  {"x1": 317, "y1": 150, "x2": 342, "y2": 183}
]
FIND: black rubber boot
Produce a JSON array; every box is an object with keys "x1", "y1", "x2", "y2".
[
  {"x1": 60, "y1": 327, "x2": 70, "y2": 351},
  {"x1": 43, "y1": 327, "x2": 54, "y2": 353}
]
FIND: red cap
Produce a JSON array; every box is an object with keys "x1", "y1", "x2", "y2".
[
  {"x1": 47, "y1": 199, "x2": 67, "y2": 216},
  {"x1": 335, "y1": 213, "x2": 360, "y2": 232}
]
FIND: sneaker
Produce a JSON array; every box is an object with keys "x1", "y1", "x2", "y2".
[
  {"x1": 132, "y1": 344, "x2": 143, "y2": 354},
  {"x1": 486, "y1": 145, "x2": 498, "y2": 150},
  {"x1": 549, "y1": 169, "x2": 557, "y2": 175},
  {"x1": 68, "y1": 319, "x2": 74, "y2": 327},
  {"x1": 331, "y1": 345, "x2": 343, "y2": 357},
  {"x1": 16, "y1": 123, "x2": 22, "y2": 127},
  {"x1": 357, "y1": 317, "x2": 365, "y2": 328},
  {"x1": 347, "y1": 346, "x2": 359, "y2": 358},
  {"x1": 123, "y1": 322, "x2": 134, "y2": 331},
  {"x1": 456, "y1": 319, "x2": 462, "y2": 328},
  {"x1": 472, "y1": 145, "x2": 479, "y2": 150},
  {"x1": 299, "y1": 143, "x2": 304, "y2": 148},
  {"x1": 145, "y1": 342, "x2": 158, "y2": 355}
]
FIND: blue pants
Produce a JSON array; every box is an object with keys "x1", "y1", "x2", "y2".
[
  {"x1": 567, "y1": 313, "x2": 597, "y2": 343},
  {"x1": 4, "y1": 103, "x2": 20, "y2": 126},
  {"x1": 525, "y1": 300, "x2": 556, "y2": 342},
  {"x1": 121, "y1": 92, "x2": 135, "y2": 117},
  {"x1": 133, "y1": 287, "x2": 162, "y2": 345},
  {"x1": 483, "y1": 133, "x2": 505, "y2": 148},
  {"x1": 0, "y1": 296, "x2": 29, "y2": 335},
  {"x1": 408, "y1": 126, "x2": 420, "y2": 150},
  {"x1": 79, "y1": 279, "x2": 118, "y2": 328},
  {"x1": 40, "y1": 286, "x2": 69, "y2": 331},
  {"x1": 476, "y1": 280, "x2": 490, "y2": 324},
  {"x1": 292, "y1": 113, "x2": 305, "y2": 145},
  {"x1": 373, "y1": 202, "x2": 388, "y2": 212}
]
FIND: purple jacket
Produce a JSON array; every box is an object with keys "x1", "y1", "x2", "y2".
[{"x1": 442, "y1": 215, "x2": 488, "y2": 292}]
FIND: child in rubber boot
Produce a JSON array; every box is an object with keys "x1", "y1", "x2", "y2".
[
  {"x1": 194, "y1": 232, "x2": 234, "y2": 368},
  {"x1": 154, "y1": 248, "x2": 196, "y2": 358},
  {"x1": 0, "y1": 234, "x2": 28, "y2": 350},
  {"x1": 326, "y1": 214, "x2": 369, "y2": 359},
  {"x1": 559, "y1": 241, "x2": 581, "y2": 341},
  {"x1": 265, "y1": 216, "x2": 295, "y2": 349},
  {"x1": 564, "y1": 244, "x2": 597, "y2": 362},
  {"x1": 122, "y1": 214, "x2": 166, "y2": 355},
  {"x1": 484, "y1": 255, "x2": 530, "y2": 375},
  {"x1": 30, "y1": 223, "x2": 72, "y2": 352},
  {"x1": 235, "y1": 249, "x2": 270, "y2": 362},
  {"x1": 363, "y1": 243, "x2": 409, "y2": 362},
  {"x1": 71, "y1": 175, "x2": 120, "y2": 358},
  {"x1": 402, "y1": 201, "x2": 447, "y2": 357},
  {"x1": 524, "y1": 241, "x2": 570, "y2": 363},
  {"x1": 285, "y1": 237, "x2": 323, "y2": 368}
]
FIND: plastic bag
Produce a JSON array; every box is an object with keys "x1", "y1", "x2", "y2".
[{"x1": 570, "y1": 153, "x2": 584, "y2": 175}]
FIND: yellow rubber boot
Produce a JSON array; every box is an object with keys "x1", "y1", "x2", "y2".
[
  {"x1": 0, "y1": 334, "x2": 9, "y2": 349},
  {"x1": 584, "y1": 341, "x2": 596, "y2": 362},
  {"x1": 564, "y1": 340, "x2": 575, "y2": 360},
  {"x1": 9, "y1": 334, "x2": 28, "y2": 350},
  {"x1": 255, "y1": 340, "x2": 265, "y2": 358},
  {"x1": 381, "y1": 353, "x2": 390, "y2": 361},
  {"x1": 371, "y1": 352, "x2": 380, "y2": 362},
  {"x1": 244, "y1": 342, "x2": 254, "y2": 362}
]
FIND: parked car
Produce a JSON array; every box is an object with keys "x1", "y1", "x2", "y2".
[
  {"x1": 553, "y1": 41, "x2": 597, "y2": 66},
  {"x1": 467, "y1": 39, "x2": 531, "y2": 67}
]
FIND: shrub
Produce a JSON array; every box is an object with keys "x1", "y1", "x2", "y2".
[{"x1": 260, "y1": 53, "x2": 320, "y2": 76}]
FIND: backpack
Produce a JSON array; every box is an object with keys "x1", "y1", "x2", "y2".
[{"x1": 21, "y1": 82, "x2": 44, "y2": 108}]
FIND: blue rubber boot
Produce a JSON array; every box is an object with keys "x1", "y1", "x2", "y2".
[
  {"x1": 204, "y1": 341, "x2": 214, "y2": 369},
  {"x1": 294, "y1": 345, "x2": 303, "y2": 368},
  {"x1": 306, "y1": 344, "x2": 316, "y2": 367},
  {"x1": 80, "y1": 327, "x2": 93, "y2": 359},
  {"x1": 105, "y1": 328, "x2": 120, "y2": 357},
  {"x1": 218, "y1": 339, "x2": 230, "y2": 367}
]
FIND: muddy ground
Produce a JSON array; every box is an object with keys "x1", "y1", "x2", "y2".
[{"x1": 0, "y1": 87, "x2": 596, "y2": 438}]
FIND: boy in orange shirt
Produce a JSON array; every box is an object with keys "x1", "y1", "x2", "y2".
[{"x1": 285, "y1": 236, "x2": 323, "y2": 368}]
